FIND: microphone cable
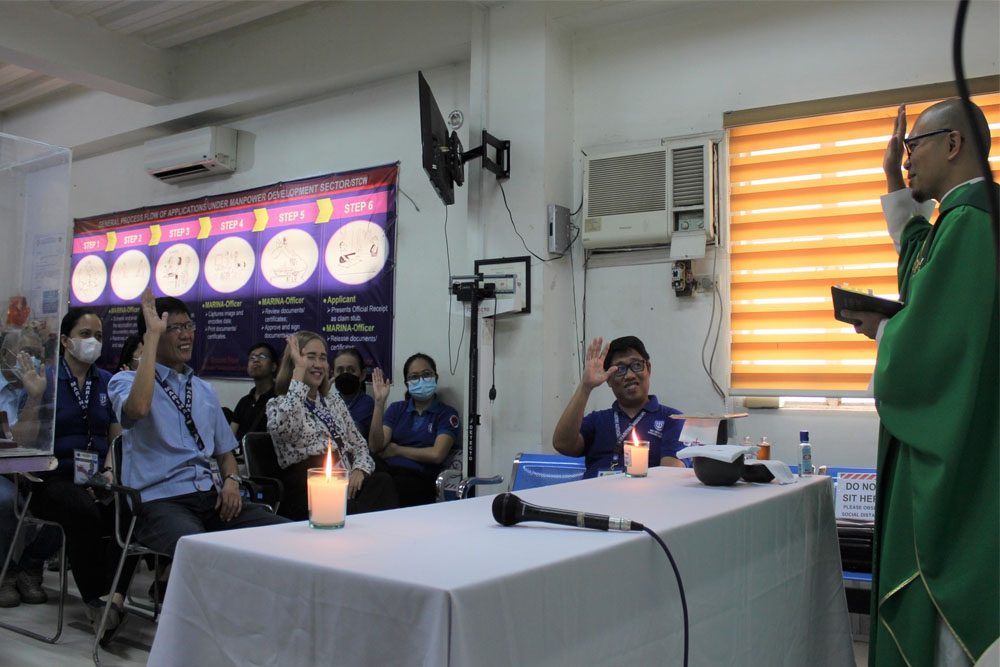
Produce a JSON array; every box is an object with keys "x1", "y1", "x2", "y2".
[
  {"x1": 951, "y1": 0, "x2": 999, "y2": 274},
  {"x1": 641, "y1": 525, "x2": 689, "y2": 667}
]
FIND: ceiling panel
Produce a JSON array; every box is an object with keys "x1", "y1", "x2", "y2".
[{"x1": 0, "y1": 0, "x2": 314, "y2": 112}]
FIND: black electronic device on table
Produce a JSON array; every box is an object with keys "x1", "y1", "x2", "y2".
[
  {"x1": 418, "y1": 71, "x2": 510, "y2": 207},
  {"x1": 831, "y1": 285, "x2": 904, "y2": 325}
]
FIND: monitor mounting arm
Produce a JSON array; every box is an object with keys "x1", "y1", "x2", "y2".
[{"x1": 461, "y1": 130, "x2": 511, "y2": 181}]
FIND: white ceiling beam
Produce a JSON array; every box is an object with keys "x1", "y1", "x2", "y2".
[
  {"x1": 0, "y1": 1, "x2": 176, "y2": 104},
  {"x1": 143, "y1": 1, "x2": 313, "y2": 49},
  {"x1": 0, "y1": 76, "x2": 74, "y2": 111},
  {"x1": 0, "y1": 63, "x2": 35, "y2": 88}
]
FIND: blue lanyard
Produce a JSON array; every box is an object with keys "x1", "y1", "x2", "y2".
[
  {"x1": 612, "y1": 411, "x2": 645, "y2": 468},
  {"x1": 61, "y1": 358, "x2": 93, "y2": 449},
  {"x1": 156, "y1": 371, "x2": 205, "y2": 451},
  {"x1": 614, "y1": 411, "x2": 645, "y2": 446},
  {"x1": 304, "y1": 395, "x2": 348, "y2": 463}
]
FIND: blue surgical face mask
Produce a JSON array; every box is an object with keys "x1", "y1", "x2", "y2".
[
  {"x1": 407, "y1": 377, "x2": 437, "y2": 401},
  {"x1": 3, "y1": 349, "x2": 41, "y2": 381}
]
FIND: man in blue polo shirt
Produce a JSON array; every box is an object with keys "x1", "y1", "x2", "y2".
[
  {"x1": 108, "y1": 289, "x2": 287, "y2": 557},
  {"x1": 553, "y1": 335, "x2": 684, "y2": 478}
]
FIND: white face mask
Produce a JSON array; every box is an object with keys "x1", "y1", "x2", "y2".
[{"x1": 67, "y1": 337, "x2": 102, "y2": 365}]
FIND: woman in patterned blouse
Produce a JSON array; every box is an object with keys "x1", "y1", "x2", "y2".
[{"x1": 266, "y1": 331, "x2": 397, "y2": 520}]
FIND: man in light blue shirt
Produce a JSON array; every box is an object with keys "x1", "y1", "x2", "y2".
[{"x1": 108, "y1": 289, "x2": 287, "y2": 557}]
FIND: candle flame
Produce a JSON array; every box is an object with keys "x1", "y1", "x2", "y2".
[
  {"x1": 630, "y1": 427, "x2": 640, "y2": 447},
  {"x1": 324, "y1": 439, "x2": 333, "y2": 478}
]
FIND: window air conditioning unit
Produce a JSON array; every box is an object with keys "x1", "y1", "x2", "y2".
[
  {"x1": 143, "y1": 126, "x2": 238, "y2": 183},
  {"x1": 582, "y1": 138, "x2": 715, "y2": 250}
]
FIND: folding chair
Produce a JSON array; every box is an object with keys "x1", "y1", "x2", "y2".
[
  {"x1": 90, "y1": 436, "x2": 170, "y2": 667},
  {"x1": 92, "y1": 432, "x2": 288, "y2": 665},
  {"x1": 240, "y1": 432, "x2": 285, "y2": 513},
  {"x1": 434, "y1": 444, "x2": 503, "y2": 501},
  {"x1": 0, "y1": 473, "x2": 68, "y2": 644}
]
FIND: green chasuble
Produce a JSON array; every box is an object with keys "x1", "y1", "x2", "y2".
[{"x1": 870, "y1": 181, "x2": 999, "y2": 666}]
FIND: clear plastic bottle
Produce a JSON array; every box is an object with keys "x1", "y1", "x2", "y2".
[
  {"x1": 742, "y1": 435, "x2": 756, "y2": 460},
  {"x1": 799, "y1": 430, "x2": 813, "y2": 476},
  {"x1": 757, "y1": 436, "x2": 771, "y2": 461}
]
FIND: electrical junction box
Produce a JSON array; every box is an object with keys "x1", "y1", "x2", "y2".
[{"x1": 547, "y1": 204, "x2": 571, "y2": 254}]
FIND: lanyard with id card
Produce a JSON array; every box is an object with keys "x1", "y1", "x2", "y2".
[
  {"x1": 599, "y1": 411, "x2": 645, "y2": 477},
  {"x1": 64, "y1": 358, "x2": 99, "y2": 484}
]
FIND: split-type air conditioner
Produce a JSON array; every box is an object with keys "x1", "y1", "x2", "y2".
[
  {"x1": 582, "y1": 138, "x2": 715, "y2": 250},
  {"x1": 143, "y1": 126, "x2": 238, "y2": 183}
]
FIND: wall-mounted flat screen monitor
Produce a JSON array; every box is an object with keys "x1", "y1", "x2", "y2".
[{"x1": 418, "y1": 71, "x2": 463, "y2": 206}]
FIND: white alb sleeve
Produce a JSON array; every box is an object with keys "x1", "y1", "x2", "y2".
[{"x1": 880, "y1": 188, "x2": 935, "y2": 254}]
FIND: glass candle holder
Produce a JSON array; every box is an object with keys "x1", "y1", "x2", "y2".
[
  {"x1": 624, "y1": 440, "x2": 649, "y2": 477},
  {"x1": 307, "y1": 468, "x2": 348, "y2": 529}
]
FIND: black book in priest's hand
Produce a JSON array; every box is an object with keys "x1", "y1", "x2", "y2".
[{"x1": 831, "y1": 285, "x2": 904, "y2": 325}]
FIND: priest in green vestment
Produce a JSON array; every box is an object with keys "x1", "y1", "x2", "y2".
[{"x1": 843, "y1": 100, "x2": 998, "y2": 666}]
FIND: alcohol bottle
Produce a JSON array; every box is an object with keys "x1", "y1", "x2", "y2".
[{"x1": 799, "y1": 430, "x2": 813, "y2": 476}]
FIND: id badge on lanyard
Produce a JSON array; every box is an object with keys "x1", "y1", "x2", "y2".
[
  {"x1": 74, "y1": 449, "x2": 99, "y2": 484},
  {"x1": 600, "y1": 412, "x2": 644, "y2": 476}
]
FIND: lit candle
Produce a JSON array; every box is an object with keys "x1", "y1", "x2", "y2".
[
  {"x1": 624, "y1": 428, "x2": 649, "y2": 478},
  {"x1": 307, "y1": 443, "x2": 348, "y2": 529}
]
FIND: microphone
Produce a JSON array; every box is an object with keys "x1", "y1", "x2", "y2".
[{"x1": 491, "y1": 492, "x2": 644, "y2": 532}]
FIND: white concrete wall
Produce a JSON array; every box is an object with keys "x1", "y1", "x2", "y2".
[
  {"x1": 569, "y1": 0, "x2": 999, "y2": 470},
  {"x1": 2, "y1": 0, "x2": 997, "y2": 475}
]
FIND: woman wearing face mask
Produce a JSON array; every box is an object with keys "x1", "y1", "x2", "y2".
[
  {"x1": 20, "y1": 308, "x2": 137, "y2": 646},
  {"x1": 331, "y1": 347, "x2": 374, "y2": 439},
  {"x1": 266, "y1": 332, "x2": 397, "y2": 521},
  {"x1": 369, "y1": 353, "x2": 461, "y2": 507}
]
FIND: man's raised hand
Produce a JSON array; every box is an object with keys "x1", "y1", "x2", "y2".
[{"x1": 581, "y1": 337, "x2": 617, "y2": 389}]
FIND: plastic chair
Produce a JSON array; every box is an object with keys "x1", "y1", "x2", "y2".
[
  {"x1": 0, "y1": 473, "x2": 68, "y2": 644},
  {"x1": 509, "y1": 452, "x2": 586, "y2": 492}
]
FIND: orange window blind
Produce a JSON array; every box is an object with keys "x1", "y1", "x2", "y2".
[{"x1": 728, "y1": 93, "x2": 999, "y2": 395}]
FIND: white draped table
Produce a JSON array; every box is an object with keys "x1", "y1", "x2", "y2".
[{"x1": 148, "y1": 467, "x2": 854, "y2": 666}]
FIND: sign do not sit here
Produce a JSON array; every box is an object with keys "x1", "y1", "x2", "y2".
[{"x1": 835, "y1": 472, "x2": 877, "y2": 522}]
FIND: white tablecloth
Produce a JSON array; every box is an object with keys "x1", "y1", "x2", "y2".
[{"x1": 148, "y1": 468, "x2": 855, "y2": 666}]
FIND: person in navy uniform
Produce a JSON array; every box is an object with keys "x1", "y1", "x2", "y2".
[
  {"x1": 16, "y1": 308, "x2": 138, "y2": 644},
  {"x1": 369, "y1": 353, "x2": 460, "y2": 507},
  {"x1": 330, "y1": 347, "x2": 374, "y2": 440},
  {"x1": 552, "y1": 335, "x2": 685, "y2": 478}
]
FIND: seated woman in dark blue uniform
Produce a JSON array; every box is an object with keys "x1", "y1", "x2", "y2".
[
  {"x1": 18, "y1": 308, "x2": 137, "y2": 644},
  {"x1": 331, "y1": 347, "x2": 375, "y2": 439},
  {"x1": 369, "y1": 353, "x2": 461, "y2": 507}
]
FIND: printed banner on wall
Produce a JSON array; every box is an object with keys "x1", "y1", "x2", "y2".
[{"x1": 71, "y1": 164, "x2": 397, "y2": 379}]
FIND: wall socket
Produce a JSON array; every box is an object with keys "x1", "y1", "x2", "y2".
[{"x1": 695, "y1": 274, "x2": 717, "y2": 293}]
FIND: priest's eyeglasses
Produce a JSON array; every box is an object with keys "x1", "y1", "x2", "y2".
[
  {"x1": 903, "y1": 129, "x2": 953, "y2": 158},
  {"x1": 612, "y1": 359, "x2": 648, "y2": 377}
]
